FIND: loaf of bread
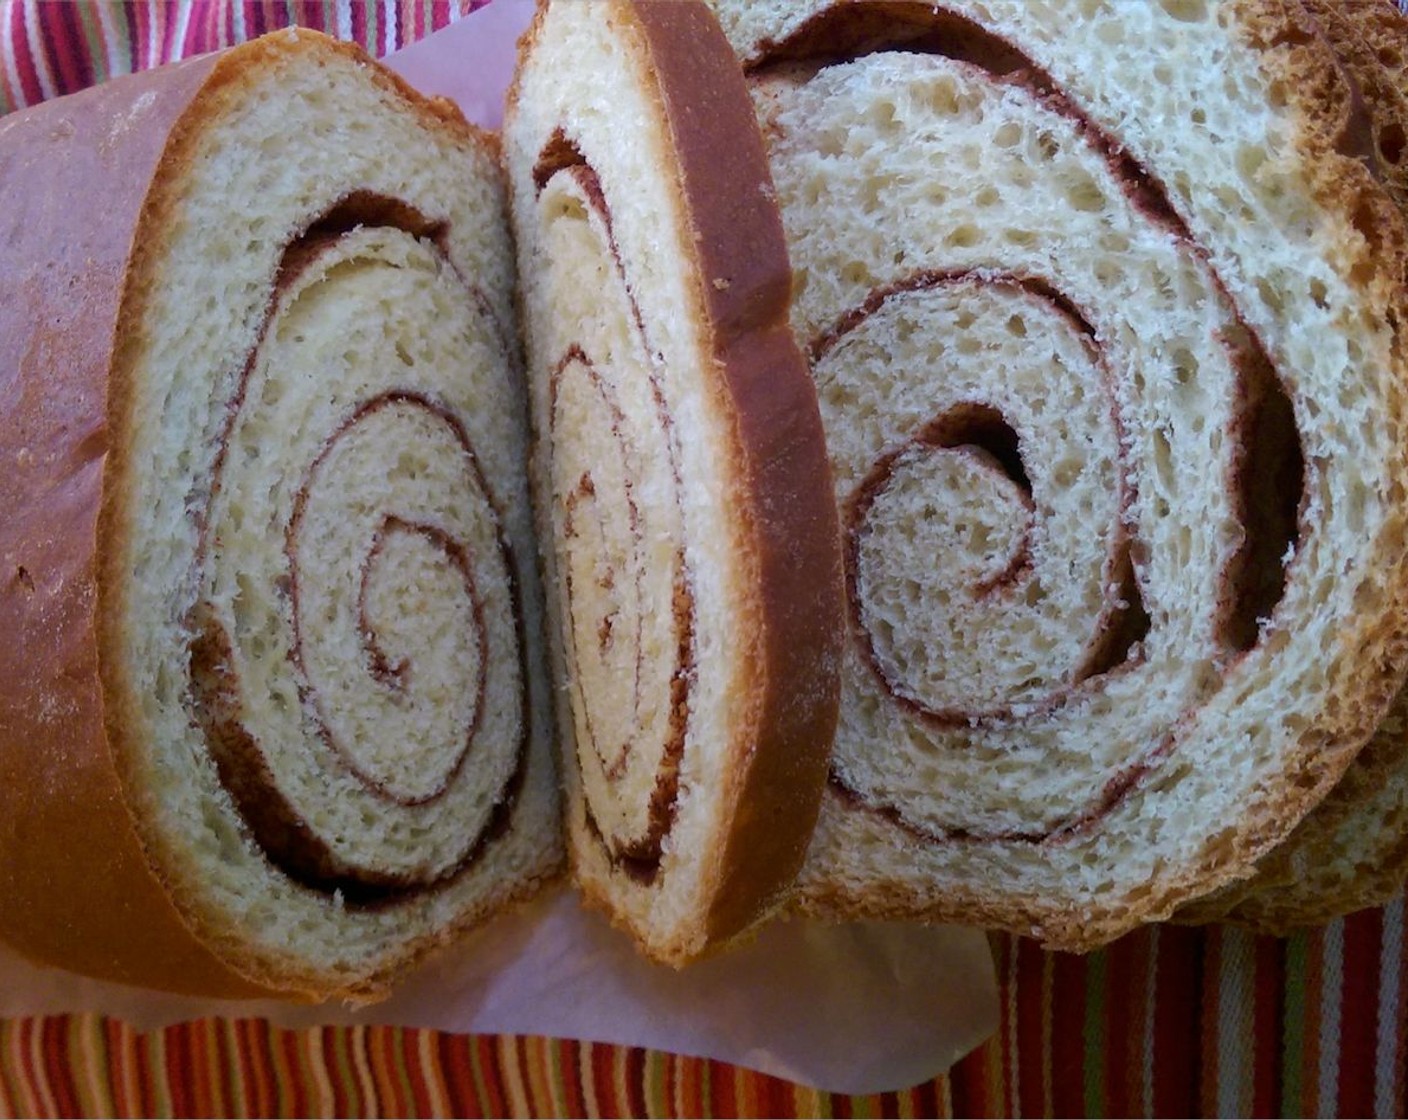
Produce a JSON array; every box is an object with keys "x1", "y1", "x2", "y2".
[
  {"x1": 0, "y1": 29, "x2": 559, "y2": 999},
  {"x1": 711, "y1": 0, "x2": 1408, "y2": 949},
  {"x1": 505, "y1": 0, "x2": 845, "y2": 965}
]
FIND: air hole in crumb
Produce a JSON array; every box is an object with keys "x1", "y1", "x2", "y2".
[
  {"x1": 1159, "y1": 0, "x2": 1208, "y2": 22},
  {"x1": 1380, "y1": 121, "x2": 1405, "y2": 167},
  {"x1": 918, "y1": 403, "x2": 1030, "y2": 494},
  {"x1": 1222, "y1": 335, "x2": 1304, "y2": 652}
]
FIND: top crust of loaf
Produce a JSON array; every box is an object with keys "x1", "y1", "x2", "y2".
[
  {"x1": 0, "y1": 46, "x2": 276, "y2": 998},
  {"x1": 712, "y1": 0, "x2": 1408, "y2": 947},
  {"x1": 506, "y1": 0, "x2": 844, "y2": 962}
]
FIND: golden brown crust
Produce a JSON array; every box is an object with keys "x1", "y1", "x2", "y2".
[
  {"x1": 0, "y1": 53, "x2": 276, "y2": 998},
  {"x1": 1210, "y1": 694, "x2": 1408, "y2": 932},
  {"x1": 1299, "y1": 0, "x2": 1408, "y2": 210},
  {"x1": 619, "y1": 0, "x2": 843, "y2": 948}
]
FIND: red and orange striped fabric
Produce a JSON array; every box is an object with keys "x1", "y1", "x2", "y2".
[
  {"x1": 0, "y1": 906, "x2": 1405, "y2": 1117},
  {"x1": 3, "y1": 2, "x2": 1408, "y2": 1117},
  {"x1": 0, "y1": 0, "x2": 483, "y2": 113}
]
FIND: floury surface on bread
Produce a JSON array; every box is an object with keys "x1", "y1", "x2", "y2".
[
  {"x1": 709, "y1": 0, "x2": 1408, "y2": 949},
  {"x1": 505, "y1": 0, "x2": 845, "y2": 965},
  {"x1": 0, "y1": 30, "x2": 560, "y2": 999}
]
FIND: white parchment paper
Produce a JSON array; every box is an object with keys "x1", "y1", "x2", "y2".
[
  {"x1": 0, "y1": 887, "x2": 997, "y2": 1094},
  {"x1": 0, "y1": 1, "x2": 1000, "y2": 1096}
]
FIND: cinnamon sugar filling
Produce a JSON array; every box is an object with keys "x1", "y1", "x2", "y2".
[
  {"x1": 753, "y1": 8, "x2": 1309, "y2": 842},
  {"x1": 187, "y1": 203, "x2": 527, "y2": 900},
  {"x1": 536, "y1": 154, "x2": 695, "y2": 880}
]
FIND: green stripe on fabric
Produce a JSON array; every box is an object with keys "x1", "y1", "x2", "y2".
[
  {"x1": 392, "y1": 1027, "x2": 421, "y2": 1116},
  {"x1": 217, "y1": 1019, "x2": 245, "y2": 1117},
  {"x1": 1085, "y1": 951, "x2": 1108, "y2": 1119},
  {"x1": 794, "y1": 1081, "x2": 828, "y2": 1118},
  {"x1": 644, "y1": 1049, "x2": 668, "y2": 1117},
  {"x1": 145, "y1": 1029, "x2": 173, "y2": 1118},
  {"x1": 73, "y1": 3, "x2": 107, "y2": 88},
  {"x1": 352, "y1": 1025, "x2": 380, "y2": 1116},
  {"x1": 545, "y1": 1038, "x2": 572, "y2": 1117},
  {"x1": 698, "y1": 1055, "x2": 715, "y2": 1119},
  {"x1": 74, "y1": 1015, "x2": 113, "y2": 1118},
  {"x1": 114, "y1": 2, "x2": 136, "y2": 75},
  {"x1": 367, "y1": 1, "x2": 380, "y2": 56},
  {"x1": 469, "y1": 1034, "x2": 498, "y2": 1116},
  {"x1": 1283, "y1": 930, "x2": 1308, "y2": 1119},
  {"x1": 328, "y1": 1019, "x2": 359, "y2": 1116}
]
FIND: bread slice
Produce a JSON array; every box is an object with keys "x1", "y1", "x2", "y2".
[
  {"x1": 0, "y1": 29, "x2": 559, "y2": 999},
  {"x1": 504, "y1": 0, "x2": 844, "y2": 965},
  {"x1": 709, "y1": 0, "x2": 1408, "y2": 950}
]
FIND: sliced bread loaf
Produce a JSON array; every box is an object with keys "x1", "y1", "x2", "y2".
[
  {"x1": 505, "y1": 0, "x2": 844, "y2": 965},
  {"x1": 711, "y1": 0, "x2": 1408, "y2": 949},
  {"x1": 0, "y1": 29, "x2": 559, "y2": 998}
]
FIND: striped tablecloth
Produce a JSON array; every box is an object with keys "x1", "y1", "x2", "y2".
[{"x1": 2, "y1": 3, "x2": 1406, "y2": 1116}]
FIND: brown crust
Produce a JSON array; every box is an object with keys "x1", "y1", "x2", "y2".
[
  {"x1": 108, "y1": 34, "x2": 545, "y2": 994},
  {"x1": 618, "y1": 0, "x2": 844, "y2": 948},
  {"x1": 0, "y1": 51, "x2": 274, "y2": 998},
  {"x1": 1300, "y1": 0, "x2": 1408, "y2": 210},
  {"x1": 508, "y1": 0, "x2": 843, "y2": 960}
]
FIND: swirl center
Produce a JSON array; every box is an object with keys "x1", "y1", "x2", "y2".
[{"x1": 291, "y1": 397, "x2": 490, "y2": 805}]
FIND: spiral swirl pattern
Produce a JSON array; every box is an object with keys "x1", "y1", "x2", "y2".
[
  {"x1": 184, "y1": 208, "x2": 526, "y2": 901},
  {"x1": 722, "y1": 0, "x2": 1408, "y2": 942},
  {"x1": 0, "y1": 29, "x2": 558, "y2": 998},
  {"x1": 534, "y1": 156, "x2": 693, "y2": 878},
  {"x1": 506, "y1": 0, "x2": 843, "y2": 963},
  {"x1": 759, "y1": 40, "x2": 1293, "y2": 843}
]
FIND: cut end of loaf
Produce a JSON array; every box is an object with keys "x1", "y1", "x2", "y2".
[
  {"x1": 506, "y1": 0, "x2": 843, "y2": 965},
  {"x1": 709, "y1": 0, "x2": 1408, "y2": 945},
  {"x1": 0, "y1": 29, "x2": 565, "y2": 998}
]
